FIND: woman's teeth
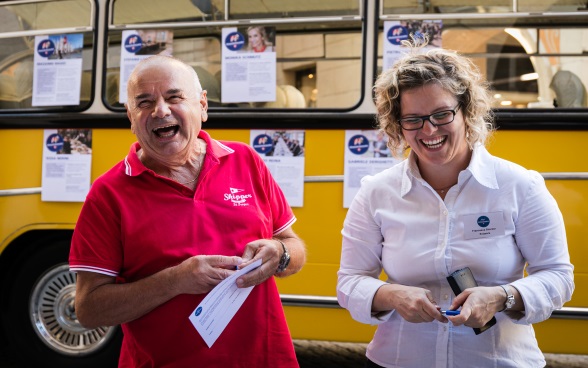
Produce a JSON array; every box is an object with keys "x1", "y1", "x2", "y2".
[{"x1": 421, "y1": 136, "x2": 445, "y2": 149}]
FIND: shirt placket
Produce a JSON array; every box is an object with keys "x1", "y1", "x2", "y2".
[{"x1": 434, "y1": 190, "x2": 457, "y2": 368}]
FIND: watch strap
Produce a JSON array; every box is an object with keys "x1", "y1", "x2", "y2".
[
  {"x1": 275, "y1": 239, "x2": 290, "y2": 274},
  {"x1": 499, "y1": 284, "x2": 515, "y2": 312}
]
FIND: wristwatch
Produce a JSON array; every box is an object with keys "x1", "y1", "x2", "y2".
[
  {"x1": 499, "y1": 285, "x2": 515, "y2": 311},
  {"x1": 275, "y1": 239, "x2": 290, "y2": 274}
]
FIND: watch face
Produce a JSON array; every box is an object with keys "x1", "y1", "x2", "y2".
[{"x1": 506, "y1": 296, "x2": 515, "y2": 308}]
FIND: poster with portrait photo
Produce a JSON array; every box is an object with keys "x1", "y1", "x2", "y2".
[
  {"x1": 42, "y1": 129, "x2": 93, "y2": 202},
  {"x1": 250, "y1": 130, "x2": 305, "y2": 207},
  {"x1": 383, "y1": 20, "x2": 442, "y2": 71},
  {"x1": 32, "y1": 33, "x2": 84, "y2": 106},
  {"x1": 221, "y1": 27, "x2": 276, "y2": 103},
  {"x1": 119, "y1": 29, "x2": 174, "y2": 103},
  {"x1": 343, "y1": 130, "x2": 403, "y2": 208}
]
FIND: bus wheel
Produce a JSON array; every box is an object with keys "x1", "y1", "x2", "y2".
[{"x1": 0, "y1": 239, "x2": 121, "y2": 367}]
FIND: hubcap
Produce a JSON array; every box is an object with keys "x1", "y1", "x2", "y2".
[{"x1": 30, "y1": 264, "x2": 117, "y2": 356}]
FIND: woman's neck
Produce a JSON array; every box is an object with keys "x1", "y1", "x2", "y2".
[{"x1": 417, "y1": 149, "x2": 472, "y2": 190}]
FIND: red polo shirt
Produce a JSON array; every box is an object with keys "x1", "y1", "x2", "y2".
[{"x1": 70, "y1": 130, "x2": 298, "y2": 367}]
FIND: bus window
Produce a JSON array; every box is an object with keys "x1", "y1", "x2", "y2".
[
  {"x1": 106, "y1": 0, "x2": 363, "y2": 111},
  {"x1": 0, "y1": 0, "x2": 95, "y2": 111},
  {"x1": 381, "y1": 0, "x2": 586, "y2": 14},
  {"x1": 377, "y1": 17, "x2": 588, "y2": 109},
  {"x1": 112, "y1": 0, "x2": 360, "y2": 24}
]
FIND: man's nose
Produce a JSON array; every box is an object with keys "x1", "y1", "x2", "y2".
[{"x1": 152, "y1": 99, "x2": 171, "y2": 118}]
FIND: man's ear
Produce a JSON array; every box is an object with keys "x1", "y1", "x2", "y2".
[{"x1": 199, "y1": 90, "x2": 209, "y2": 122}]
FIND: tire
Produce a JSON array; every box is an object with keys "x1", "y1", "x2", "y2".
[{"x1": 0, "y1": 239, "x2": 122, "y2": 367}]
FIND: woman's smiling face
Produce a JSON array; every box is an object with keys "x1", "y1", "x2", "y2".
[
  {"x1": 248, "y1": 28, "x2": 263, "y2": 48},
  {"x1": 400, "y1": 83, "x2": 470, "y2": 171}
]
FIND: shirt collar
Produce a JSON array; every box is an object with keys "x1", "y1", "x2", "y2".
[
  {"x1": 467, "y1": 143, "x2": 499, "y2": 189},
  {"x1": 123, "y1": 130, "x2": 234, "y2": 177},
  {"x1": 400, "y1": 143, "x2": 498, "y2": 197}
]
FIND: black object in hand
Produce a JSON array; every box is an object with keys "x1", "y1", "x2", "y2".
[{"x1": 446, "y1": 267, "x2": 497, "y2": 335}]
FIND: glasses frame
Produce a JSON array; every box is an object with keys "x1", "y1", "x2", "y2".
[{"x1": 399, "y1": 104, "x2": 461, "y2": 131}]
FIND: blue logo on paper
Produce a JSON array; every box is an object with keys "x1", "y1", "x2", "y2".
[
  {"x1": 348, "y1": 134, "x2": 370, "y2": 155},
  {"x1": 37, "y1": 39, "x2": 55, "y2": 58},
  {"x1": 252, "y1": 134, "x2": 273, "y2": 154},
  {"x1": 224, "y1": 31, "x2": 245, "y2": 51},
  {"x1": 387, "y1": 25, "x2": 409, "y2": 46},
  {"x1": 46, "y1": 133, "x2": 64, "y2": 152},
  {"x1": 477, "y1": 216, "x2": 490, "y2": 228},
  {"x1": 195, "y1": 307, "x2": 203, "y2": 317},
  {"x1": 124, "y1": 34, "x2": 143, "y2": 53}
]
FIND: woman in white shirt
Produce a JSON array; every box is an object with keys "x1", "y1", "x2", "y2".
[{"x1": 337, "y1": 43, "x2": 574, "y2": 368}]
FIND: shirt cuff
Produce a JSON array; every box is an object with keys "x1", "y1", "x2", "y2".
[{"x1": 348, "y1": 278, "x2": 391, "y2": 325}]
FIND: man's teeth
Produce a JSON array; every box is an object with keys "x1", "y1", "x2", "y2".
[
  {"x1": 153, "y1": 125, "x2": 178, "y2": 137},
  {"x1": 422, "y1": 137, "x2": 445, "y2": 149}
]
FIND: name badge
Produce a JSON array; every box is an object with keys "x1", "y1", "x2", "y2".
[{"x1": 462, "y1": 212, "x2": 505, "y2": 240}]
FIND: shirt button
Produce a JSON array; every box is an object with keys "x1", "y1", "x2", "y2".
[
  {"x1": 443, "y1": 294, "x2": 449, "y2": 300},
  {"x1": 443, "y1": 210, "x2": 448, "y2": 216}
]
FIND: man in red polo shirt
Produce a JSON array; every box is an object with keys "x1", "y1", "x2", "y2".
[{"x1": 69, "y1": 55, "x2": 306, "y2": 367}]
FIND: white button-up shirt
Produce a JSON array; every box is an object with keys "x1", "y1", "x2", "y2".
[{"x1": 337, "y1": 145, "x2": 574, "y2": 368}]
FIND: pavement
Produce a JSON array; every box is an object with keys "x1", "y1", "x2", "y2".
[
  {"x1": 1, "y1": 339, "x2": 587, "y2": 367},
  {"x1": 293, "y1": 340, "x2": 588, "y2": 368}
]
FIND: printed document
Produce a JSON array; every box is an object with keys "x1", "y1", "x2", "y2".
[{"x1": 189, "y1": 259, "x2": 262, "y2": 347}]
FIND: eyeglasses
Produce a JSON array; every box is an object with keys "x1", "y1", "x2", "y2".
[{"x1": 399, "y1": 105, "x2": 461, "y2": 131}]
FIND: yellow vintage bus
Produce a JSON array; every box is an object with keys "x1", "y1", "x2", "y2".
[{"x1": 0, "y1": 0, "x2": 587, "y2": 366}]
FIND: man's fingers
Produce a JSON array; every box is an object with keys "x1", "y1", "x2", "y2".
[{"x1": 208, "y1": 255, "x2": 243, "y2": 268}]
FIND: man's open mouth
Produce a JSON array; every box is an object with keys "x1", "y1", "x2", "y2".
[{"x1": 153, "y1": 124, "x2": 179, "y2": 138}]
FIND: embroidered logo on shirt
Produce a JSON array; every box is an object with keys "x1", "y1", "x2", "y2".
[{"x1": 224, "y1": 187, "x2": 252, "y2": 206}]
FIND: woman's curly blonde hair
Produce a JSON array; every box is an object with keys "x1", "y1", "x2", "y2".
[{"x1": 374, "y1": 41, "x2": 494, "y2": 157}]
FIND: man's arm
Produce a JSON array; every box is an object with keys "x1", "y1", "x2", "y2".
[{"x1": 75, "y1": 255, "x2": 242, "y2": 329}]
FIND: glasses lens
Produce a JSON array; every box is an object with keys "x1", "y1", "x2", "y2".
[
  {"x1": 430, "y1": 111, "x2": 454, "y2": 125},
  {"x1": 400, "y1": 118, "x2": 422, "y2": 130}
]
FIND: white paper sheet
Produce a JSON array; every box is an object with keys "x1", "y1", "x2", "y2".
[
  {"x1": 250, "y1": 130, "x2": 305, "y2": 207},
  {"x1": 189, "y1": 259, "x2": 262, "y2": 347}
]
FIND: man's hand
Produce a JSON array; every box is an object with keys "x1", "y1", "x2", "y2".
[
  {"x1": 171, "y1": 255, "x2": 243, "y2": 294},
  {"x1": 236, "y1": 239, "x2": 282, "y2": 288}
]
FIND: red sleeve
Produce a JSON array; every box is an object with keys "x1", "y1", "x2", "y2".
[{"x1": 69, "y1": 180, "x2": 123, "y2": 277}]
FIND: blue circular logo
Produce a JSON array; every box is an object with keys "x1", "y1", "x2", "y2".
[
  {"x1": 124, "y1": 34, "x2": 143, "y2": 54},
  {"x1": 387, "y1": 25, "x2": 409, "y2": 46},
  {"x1": 37, "y1": 39, "x2": 55, "y2": 58},
  {"x1": 225, "y1": 31, "x2": 245, "y2": 51},
  {"x1": 195, "y1": 307, "x2": 203, "y2": 317},
  {"x1": 46, "y1": 133, "x2": 64, "y2": 152},
  {"x1": 252, "y1": 134, "x2": 273, "y2": 154},
  {"x1": 348, "y1": 134, "x2": 369, "y2": 155},
  {"x1": 477, "y1": 216, "x2": 490, "y2": 228}
]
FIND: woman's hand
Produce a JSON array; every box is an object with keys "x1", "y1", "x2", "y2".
[
  {"x1": 373, "y1": 284, "x2": 448, "y2": 323},
  {"x1": 445, "y1": 286, "x2": 505, "y2": 328}
]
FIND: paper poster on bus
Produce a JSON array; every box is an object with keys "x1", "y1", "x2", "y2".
[
  {"x1": 250, "y1": 130, "x2": 305, "y2": 207},
  {"x1": 383, "y1": 20, "x2": 442, "y2": 71},
  {"x1": 32, "y1": 34, "x2": 83, "y2": 106},
  {"x1": 119, "y1": 29, "x2": 174, "y2": 103},
  {"x1": 41, "y1": 129, "x2": 92, "y2": 202},
  {"x1": 343, "y1": 130, "x2": 403, "y2": 208},
  {"x1": 221, "y1": 27, "x2": 276, "y2": 104}
]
